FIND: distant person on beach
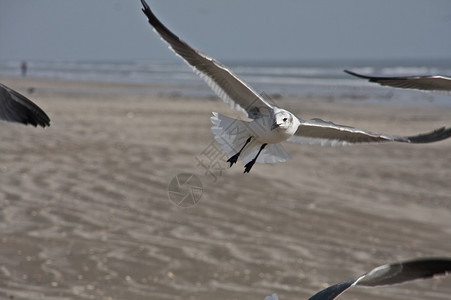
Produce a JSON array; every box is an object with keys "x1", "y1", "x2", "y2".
[{"x1": 21, "y1": 61, "x2": 27, "y2": 77}]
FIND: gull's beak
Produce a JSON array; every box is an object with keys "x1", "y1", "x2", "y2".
[{"x1": 271, "y1": 122, "x2": 279, "y2": 130}]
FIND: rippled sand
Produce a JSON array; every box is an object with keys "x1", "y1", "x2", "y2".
[{"x1": 0, "y1": 77, "x2": 450, "y2": 300}]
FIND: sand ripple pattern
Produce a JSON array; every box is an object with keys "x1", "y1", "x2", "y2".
[{"x1": 0, "y1": 78, "x2": 450, "y2": 300}]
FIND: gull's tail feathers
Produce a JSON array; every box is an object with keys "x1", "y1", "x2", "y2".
[{"x1": 211, "y1": 112, "x2": 291, "y2": 164}]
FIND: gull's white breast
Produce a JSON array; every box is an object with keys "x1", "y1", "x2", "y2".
[{"x1": 248, "y1": 115, "x2": 298, "y2": 144}]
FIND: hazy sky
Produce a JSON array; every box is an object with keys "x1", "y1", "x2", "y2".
[{"x1": 1, "y1": 0, "x2": 451, "y2": 62}]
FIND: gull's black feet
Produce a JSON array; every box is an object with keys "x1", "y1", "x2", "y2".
[
  {"x1": 243, "y1": 143, "x2": 267, "y2": 174},
  {"x1": 227, "y1": 154, "x2": 239, "y2": 167},
  {"x1": 227, "y1": 137, "x2": 252, "y2": 168},
  {"x1": 244, "y1": 159, "x2": 256, "y2": 173}
]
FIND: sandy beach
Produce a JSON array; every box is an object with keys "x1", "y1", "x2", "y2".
[{"x1": 0, "y1": 76, "x2": 450, "y2": 300}]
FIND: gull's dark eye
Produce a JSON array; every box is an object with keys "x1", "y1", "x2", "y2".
[{"x1": 283, "y1": 118, "x2": 288, "y2": 122}]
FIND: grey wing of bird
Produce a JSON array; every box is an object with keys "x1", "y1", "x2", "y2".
[
  {"x1": 307, "y1": 278, "x2": 356, "y2": 300},
  {"x1": 287, "y1": 117, "x2": 451, "y2": 146},
  {"x1": 308, "y1": 258, "x2": 451, "y2": 300},
  {"x1": 345, "y1": 70, "x2": 451, "y2": 92},
  {"x1": 355, "y1": 258, "x2": 451, "y2": 287},
  {"x1": 0, "y1": 83, "x2": 50, "y2": 127},
  {"x1": 140, "y1": 0, "x2": 273, "y2": 119}
]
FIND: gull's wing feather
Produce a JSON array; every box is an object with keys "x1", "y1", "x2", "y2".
[
  {"x1": 355, "y1": 258, "x2": 451, "y2": 287},
  {"x1": 140, "y1": 0, "x2": 272, "y2": 118},
  {"x1": 308, "y1": 278, "x2": 356, "y2": 300},
  {"x1": 307, "y1": 258, "x2": 451, "y2": 300},
  {"x1": 0, "y1": 83, "x2": 50, "y2": 127},
  {"x1": 287, "y1": 117, "x2": 451, "y2": 146},
  {"x1": 345, "y1": 70, "x2": 451, "y2": 92}
]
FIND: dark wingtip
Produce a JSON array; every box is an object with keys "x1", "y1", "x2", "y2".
[
  {"x1": 140, "y1": 0, "x2": 149, "y2": 10},
  {"x1": 26, "y1": 102, "x2": 51, "y2": 128},
  {"x1": 344, "y1": 69, "x2": 371, "y2": 80},
  {"x1": 35, "y1": 109, "x2": 51, "y2": 128},
  {"x1": 39, "y1": 116, "x2": 51, "y2": 128},
  {"x1": 25, "y1": 112, "x2": 50, "y2": 128},
  {"x1": 140, "y1": 0, "x2": 151, "y2": 17},
  {"x1": 140, "y1": 0, "x2": 164, "y2": 29},
  {"x1": 407, "y1": 126, "x2": 451, "y2": 143},
  {"x1": 0, "y1": 82, "x2": 51, "y2": 128}
]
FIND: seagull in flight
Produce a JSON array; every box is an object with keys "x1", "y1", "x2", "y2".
[
  {"x1": 265, "y1": 257, "x2": 451, "y2": 300},
  {"x1": 0, "y1": 83, "x2": 50, "y2": 127},
  {"x1": 140, "y1": 0, "x2": 451, "y2": 173},
  {"x1": 345, "y1": 69, "x2": 451, "y2": 92}
]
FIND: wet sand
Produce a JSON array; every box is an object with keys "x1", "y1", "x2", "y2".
[{"x1": 0, "y1": 76, "x2": 450, "y2": 300}]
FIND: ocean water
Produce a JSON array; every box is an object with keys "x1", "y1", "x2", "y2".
[{"x1": 1, "y1": 59, "x2": 450, "y2": 105}]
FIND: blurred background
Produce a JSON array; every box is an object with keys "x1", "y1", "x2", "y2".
[{"x1": 1, "y1": 0, "x2": 451, "y2": 103}]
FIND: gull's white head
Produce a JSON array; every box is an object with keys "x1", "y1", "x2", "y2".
[{"x1": 272, "y1": 108, "x2": 294, "y2": 131}]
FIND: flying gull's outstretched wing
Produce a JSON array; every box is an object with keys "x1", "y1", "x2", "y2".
[
  {"x1": 308, "y1": 257, "x2": 451, "y2": 300},
  {"x1": 345, "y1": 69, "x2": 451, "y2": 92},
  {"x1": 141, "y1": 0, "x2": 272, "y2": 119},
  {"x1": 0, "y1": 83, "x2": 50, "y2": 127},
  {"x1": 288, "y1": 117, "x2": 451, "y2": 146}
]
